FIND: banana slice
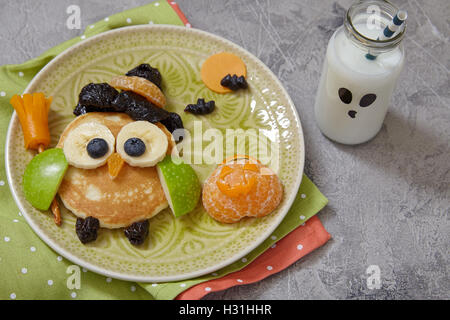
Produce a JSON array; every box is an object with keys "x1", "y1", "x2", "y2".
[
  {"x1": 63, "y1": 122, "x2": 115, "y2": 169},
  {"x1": 116, "y1": 121, "x2": 168, "y2": 167}
]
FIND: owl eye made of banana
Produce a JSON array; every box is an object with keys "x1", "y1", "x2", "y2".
[{"x1": 63, "y1": 120, "x2": 168, "y2": 169}]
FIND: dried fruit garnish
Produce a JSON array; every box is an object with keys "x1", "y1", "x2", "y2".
[
  {"x1": 220, "y1": 74, "x2": 248, "y2": 91},
  {"x1": 107, "y1": 153, "x2": 125, "y2": 179},
  {"x1": 184, "y1": 98, "x2": 215, "y2": 115},
  {"x1": 159, "y1": 112, "x2": 184, "y2": 142},
  {"x1": 126, "y1": 64, "x2": 162, "y2": 89},
  {"x1": 111, "y1": 91, "x2": 170, "y2": 123},
  {"x1": 75, "y1": 216, "x2": 100, "y2": 244},
  {"x1": 124, "y1": 220, "x2": 149, "y2": 245}
]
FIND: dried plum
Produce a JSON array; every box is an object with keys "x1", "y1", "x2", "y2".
[
  {"x1": 220, "y1": 74, "x2": 248, "y2": 91},
  {"x1": 75, "y1": 216, "x2": 100, "y2": 244},
  {"x1": 126, "y1": 64, "x2": 162, "y2": 89},
  {"x1": 124, "y1": 220, "x2": 149, "y2": 245},
  {"x1": 184, "y1": 98, "x2": 215, "y2": 115},
  {"x1": 73, "y1": 103, "x2": 116, "y2": 116},
  {"x1": 111, "y1": 90, "x2": 170, "y2": 123},
  {"x1": 159, "y1": 112, "x2": 184, "y2": 142},
  {"x1": 78, "y1": 83, "x2": 119, "y2": 108}
]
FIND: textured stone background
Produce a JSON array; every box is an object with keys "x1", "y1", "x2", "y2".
[{"x1": 1, "y1": 0, "x2": 448, "y2": 299}]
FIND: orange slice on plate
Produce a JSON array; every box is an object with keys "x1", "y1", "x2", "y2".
[
  {"x1": 201, "y1": 52, "x2": 247, "y2": 93},
  {"x1": 110, "y1": 75, "x2": 166, "y2": 108}
]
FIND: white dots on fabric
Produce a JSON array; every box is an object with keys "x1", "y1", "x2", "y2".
[
  {"x1": 18, "y1": 72, "x2": 24, "y2": 77},
  {"x1": 149, "y1": 21, "x2": 154, "y2": 24},
  {"x1": 205, "y1": 287, "x2": 211, "y2": 291},
  {"x1": 297, "y1": 244, "x2": 303, "y2": 250},
  {"x1": 211, "y1": 272, "x2": 218, "y2": 276},
  {"x1": 126, "y1": 18, "x2": 132, "y2": 24},
  {"x1": 151, "y1": 283, "x2": 157, "y2": 287},
  {"x1": 130, "y1": 285, "x2": 136, "y2": 292},
  {"x1": 48, "y1": 280, "x2": 53, "y2": 286},
  {"x1": 300, "y1": 215, "x2": 306, "y2": 220},
  {"x1": 4, "y1": 236, "x2": 10, "y2": 242},
  {"x1": 180, "y1": 283, "x2": 186, "y2": 287},
  {"x1": 71, "y1": 292, "x2": 77, "y2": 298},
  {"x1": 270, "y1": 235, "x2": 277, "y2": 240},
  {"x1": 21, "y1": 267, "x2": 27, "y2": 274},
  {"x1": 271, "y1": 243, "x2": 277, "y2": 248},
  {"x1": 186, "y1": 23, "x2": 192, "y2": 28},
  {"x1": 301, "y1": 194, "x2": 306, "y2": 199},
  {"x1": 154, "y1": 2, "x2": 160, "y2": 6},
  {"x1": 13, "y1": 219, "x2": 18, "y2": 223},
  {"x1": 57, "y1": 256, "x2": 62, "y2": 261},
  {"x1": 0, "y1": 91, "x2": 6, "y2": 97},
  {"x1": 106, "y1": 277, "x2": 112, "y2": 283},
  {"x1": 104, "y1": 17, "x2": 109, "y2": 22},
  {"x1": 10, "y1": 293, "x2": 16, "y2": 299},
  {"x1": 241, "y1": 257, "x2": 247, "y2": 263},
  {"x1": 89, "y1": 25, "x2": 94, "y2": 29},
  {"x1": 266, "y1": 265, "x2": 273, "y2": 271},
  {"x1": 30, "y1": 246, "x2": 36, "y2": 252},
  {"x1": 237, "y1": 279, "x2": 243, "y2": 283},
  {"x1": 80, "y1": 35, "x2": 86, "y2": 40}
]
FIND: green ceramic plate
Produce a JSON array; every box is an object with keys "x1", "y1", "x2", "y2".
[{"x1": 6, "y1": 25, "x2": 304, "y2": 282}]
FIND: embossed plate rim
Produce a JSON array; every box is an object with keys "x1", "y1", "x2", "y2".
[{"x1": 5, "y1": 25, "x2": 305, "y2": 282}]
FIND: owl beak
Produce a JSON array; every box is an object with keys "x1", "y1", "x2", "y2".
[{"x1": 107, "y1": 152, "x2": 125, "y2": 180}]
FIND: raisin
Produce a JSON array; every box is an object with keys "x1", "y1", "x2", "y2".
[
  {"x1": 159, "y1": 112, "x2": 184, "y2": 142},
  {"x1": 126, "y1": 64, "x2": 162, "y2": 89},
  {"x1": 184, "y1": 98, "x2": 215, "y2": 115},
  {"x1": 124, "y1": 220, "x2": 149, "y2": 245},
  {"x1": 75, "y1": 216, "x2": 100, "y2": 244},
  {"x1": 111, "y1": 90, "x2": 170, "y2": 123},
  {"x1": 220, "y1": 74, "x2": 248, "y2": 91}
]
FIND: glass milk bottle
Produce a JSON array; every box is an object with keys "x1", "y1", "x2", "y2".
[{"x1": 314, "y1": 0, "x2": 406, "y2": 145}]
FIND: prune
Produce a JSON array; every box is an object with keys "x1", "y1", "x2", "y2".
[
  {"x1": 126, "y1": 64, "x2": 162, "y2": 89},
  {"x1": 86, "y1": 138, "x2": 109, "y2": 159},
  {"x1": 78, "y1": 83, "x2": 119, "y2": 108},
  {"x1": 73, "y1": 103, "x2": 117, "y2": 116},
  {"x1": 184, "y1": 98, "x2": 215, "y2": 115},
  {"x1": 124, "y1": 220, "x2": 149, "y2": 245},
  {"x1": 124, "y1": 138, "x2": 146, "y2": 157},
  {"x1": 220, "y1": 74, "x2": 248, "y2": 91},
  {"x1": 159, "y1": 112, "x2": 184, "y2": 142},
  {"x1": 111, "y1": 90, "x2": 170, "y2": 123},
  {"x1": 75, "y1": 216, "x2": 100, "y2": 244}
]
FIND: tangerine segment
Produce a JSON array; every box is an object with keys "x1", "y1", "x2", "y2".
[
  {"x1": 200, "y1": 52, "x2": 247, "y2": 94},
  {"x1": 202, "y1": 160, "x2": 283, "y2": 223},
  {"x1": 110, "y1": 75, "x2": 166, "y2": 108}
]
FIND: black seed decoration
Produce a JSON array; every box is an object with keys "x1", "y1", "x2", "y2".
[
  {"x1": 338, "y1": 88, "x2": 352, "y2": 104},
  {"x1": 124, "y1": 220, "x2": 149, "y2": 246},
  {"x1": 359, "y1": 93, "x2": 377, "y2": 107},
  {"x1": 124, "y1": 138, "x2": 146, "y2": 157},
  {"x1": 77, "y1": 83, "x2": 119, "y2": 109},
  {"x1": 348, "y1": 110, "x2": 357, "y2": 118},
  {"x1": 86, "y1": 138, "x2": 109, "y2": 159},
  {"x1": 220, "y1": 74, "x2": 248, "y2": 91},
  {"x1": 184, "y1": 98, "x2": 215, "y2": 115},
  {"x1": 75, "y1": 217, "x2": 100, "y2": 244},
  {"x1": 126, "y1": 64, "x2": 162, "y2": 89}
]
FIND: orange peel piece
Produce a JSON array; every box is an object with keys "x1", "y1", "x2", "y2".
[
  {"x1": 200, "y1": 52, "x2": 247, "y2": 93},
  {"x1": 110, "y1": 75, "x2": 166, "y2": 108}
]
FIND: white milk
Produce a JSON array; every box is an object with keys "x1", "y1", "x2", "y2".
[{"x1": 314, "y1": 23, "x2": 405, "y2": 145}]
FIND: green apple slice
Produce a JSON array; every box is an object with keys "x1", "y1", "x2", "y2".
[
  {"x1": 157, "y1": 156, "x2": 201, "y2": 217},
  {"x1": 23, "y1": 148, "x2": 68, "y2": 211}
]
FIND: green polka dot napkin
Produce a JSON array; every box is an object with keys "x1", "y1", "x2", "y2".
[{"x1": 0, "y1": 0, "x2": 328, "y2": 300}]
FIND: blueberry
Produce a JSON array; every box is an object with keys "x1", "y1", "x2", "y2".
[
  {"x1": 86, "y1": 138, "x2": 109, "y2": 158},
  {"x1": 124, "y1": 138, "x2": 146, "y2": 157}
]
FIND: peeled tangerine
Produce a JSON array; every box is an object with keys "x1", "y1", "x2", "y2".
[{"x1": 202, "y1": 158, "x2": 283, "y2": 223}]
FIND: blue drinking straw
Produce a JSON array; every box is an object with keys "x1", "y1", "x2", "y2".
[{"x1": 366, "y1": 10, "x2": 408, "y2": 60}]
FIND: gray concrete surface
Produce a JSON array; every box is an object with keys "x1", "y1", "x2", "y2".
[{"x1": 1, "y1": 0, "x2": 448, "y2": 299}]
